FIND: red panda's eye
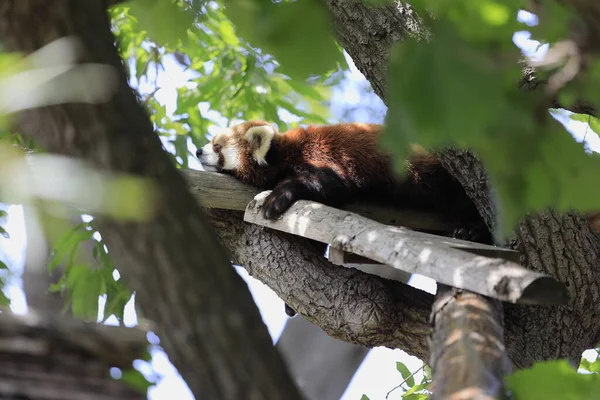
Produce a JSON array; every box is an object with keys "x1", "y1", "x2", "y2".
[{"x1": 213, "y1": 143, "x2": 222, "y2": 152}]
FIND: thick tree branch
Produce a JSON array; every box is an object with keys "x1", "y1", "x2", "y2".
[
  {"x1": 206, "y1": 208, "x2": 433, "y2": 360},
  {"x1": 0, "y1": 1, "x2": 301, "y2": 399}
]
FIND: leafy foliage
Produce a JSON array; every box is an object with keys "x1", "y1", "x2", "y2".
[
  {"x1": 580, "y1": 351, "x2": 600, "y2": 374},
  {"x1": 222, "y1": 0, "x2": 345, "y2": 80},
  {"x1": 111, "y1": 0, "x2": 337, "y2": 168},
  {"x1": 506, "y1": 360, "x2": 600, "y2": 400},
  {"x1": 362, "y1": 362, "x2": 431, "y2": 399},
  {"x1": 47, "y1": 219, "x2": 133, "y2": 322},
  {"x1": 383, "y1": 3, "x2": 600, "y2": 237}
]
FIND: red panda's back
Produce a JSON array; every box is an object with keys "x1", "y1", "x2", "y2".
[{"x1": 297, "y1": 123, "x2": 393, "y2": 188}]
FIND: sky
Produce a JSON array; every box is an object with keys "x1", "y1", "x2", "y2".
[{"x1": 0, "y1": 8, "x2": 600, "y2": 400}]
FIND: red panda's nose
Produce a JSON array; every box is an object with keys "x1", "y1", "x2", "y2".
[{"x1": 196, "y1": 148, "x2": 203, "y2": 157}]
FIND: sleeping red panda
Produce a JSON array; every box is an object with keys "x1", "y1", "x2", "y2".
[{"x1": 196, "y1": 120, "x2": 490, "y2": 242}]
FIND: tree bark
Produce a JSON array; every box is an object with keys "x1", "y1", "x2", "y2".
[
  {"x1": 322, "y1": 0, "x2": 600, "y2": 369},
  {"x1": 0, "y1": 2, "x2": 301, "y2": 400},
  {"x1": 206, "y1": 209, "x2": 433, "y2": 360}
]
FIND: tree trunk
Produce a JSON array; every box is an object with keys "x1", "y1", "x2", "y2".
[{"x1": 0, "y1": 1, "x2": 301, "y2": 400}]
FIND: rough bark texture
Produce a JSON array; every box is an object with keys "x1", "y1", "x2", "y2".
[
  {"x1": 206, "y1": 209, "x2": 433, "y2": 360},
  {"x1": 0, "y1": 2, "x2": 302, "y2": 400},
  {"x1": 322, "y1": 0, "x2": 600, "y2": 369},
  {"x1": 429, "y1": 286, "x2": 510, "y2": 400}
]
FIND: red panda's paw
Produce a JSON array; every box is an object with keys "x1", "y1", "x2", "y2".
[
  {"x1": 262, "y1": 188, "x2": 297, "y2": 220},
  {"x1": 451, "y1": 225, "x2": 492, "y2": 245}
]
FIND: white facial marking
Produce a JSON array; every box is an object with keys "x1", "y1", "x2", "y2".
[
  {"x1": 220, "y1": 144, "x2": 241, "y2": 170},
  {"x1": 245, "y1": 125, "x2": 275, "y2": 165},
  {"x1": 199, "y1": 142, "x2": 219, "y2": 170}
]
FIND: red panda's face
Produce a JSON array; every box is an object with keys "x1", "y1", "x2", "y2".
[{"x1": 197, "y1": 120, "x2": 278, "y2": 174}]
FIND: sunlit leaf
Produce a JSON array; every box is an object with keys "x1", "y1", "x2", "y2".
[
  {"x1": 506, "y1": 360, "x2": 600, "y2": 400},
  {"x1": 396, "y1": 361, "x2": 415, "y2": 388}
]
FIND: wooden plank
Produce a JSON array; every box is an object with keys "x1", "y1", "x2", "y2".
[
  {"x1": 329, "y1": 246, "x2": 413, "y2": 284},
  {"x1": 181, "y1": 169, "x2": 456, "y2": 231},
  {"x1": 244, "y1": 191, "x2": 567, "y2": 305}
]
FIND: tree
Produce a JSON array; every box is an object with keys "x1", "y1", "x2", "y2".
[{"x1": 1, "y1": 0, "x2": 600, "y2": 399}]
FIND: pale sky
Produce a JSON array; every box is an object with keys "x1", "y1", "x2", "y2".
[{"x1": 0, "y1": 9, "x2": 599, "y2": 400}]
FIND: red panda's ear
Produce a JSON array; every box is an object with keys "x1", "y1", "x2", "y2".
[{"x1": 245, "y1": 125, "x2": 276, "y2": 165}]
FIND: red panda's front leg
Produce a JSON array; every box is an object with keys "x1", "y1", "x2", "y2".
[{"x1": 262, "y1": 167, "x2": 355, "y2": 220}]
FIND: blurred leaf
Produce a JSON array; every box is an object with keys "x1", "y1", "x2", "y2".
[
  {"x1": 402, "y1": 381, "x2": 430, "y2": 398},
  {"x1": 580, "y1": 356, "x2": 600, "y2": 374},
  {"x1": 128, "y1": 0, "x2": 195, "y2": 48},
  {"x1": 66, "y1": 265, "x2": 104, "y2": 320},
  {"x1": 0, "y1": 288, "x2": 9, "y2": 307},
  {"x1": 384, "y1": 21, "x2": 515, "y2": 168},
  {"x1": 223, "y1": 0, "x2": 345, "y2": 80},
  {"x1": 120, "y1": 368, "x2": 153, "y2": 394},
  {"x1": 506, "y1": 360, "x2": 600, "y2": 400}
]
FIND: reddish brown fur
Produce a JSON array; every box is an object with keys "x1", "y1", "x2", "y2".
[{"x1": 205, "y1": 120, "x2": 488, "y2": 234}]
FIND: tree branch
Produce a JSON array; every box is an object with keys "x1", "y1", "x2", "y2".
[{"x1": 206, "y1": 208, "x2": 434, "y2": 360}]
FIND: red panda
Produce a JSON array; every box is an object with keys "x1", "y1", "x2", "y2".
[{"x1": 196, "y1": 120, "x2": 491, "y2": 243}]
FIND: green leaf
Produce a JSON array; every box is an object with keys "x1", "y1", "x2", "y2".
[
  {"x1": 359, "y1": 395, "x2": 370, "y2": 400},
  {"x1": 66, "y1": 265, "x2": 106, "y2": 320},
  {"x1": 570, "y1": 114, "x2": 600, "y2": 137},
  {"x1": 120, "y1": 368, "x2": 153, "y2": 394},
  {"x1": 0, "y1": 288, "x2": 9, "y2": 307},
  {"x1": 128, "y1": 0, "x2": 195, "y2": 48},
  {"x1": 396, "y1": 361, "x2": 415, "y2": 388},
  {"x1": 580, "y1": 356, "x2": 600, "y2": 374},
  {"x1": 223, "y1": 0, "x2": 345, "y2": 80},
  {"x1": 0, "y1": 260, "x2": 8, "y2": 270},
  {"x1": 403, "y1": 394, "x2": 429, "y2": 400},
  {"x1": 506, "y1": 360, "x2": 600, "y2": 400},
  {"x1": 422, "y1": 365, "x2": 432, "y2": 382},
  {"x1": 0, "y1": 225, "x2": 8, "y2": 239}
]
